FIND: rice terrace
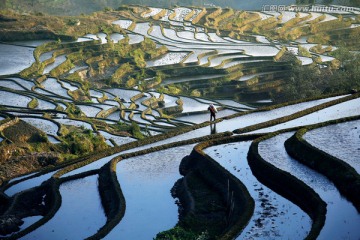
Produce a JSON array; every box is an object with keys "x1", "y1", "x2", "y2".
[{"x1": 0, "y1": 0, "x2": 359, "y2": 239}]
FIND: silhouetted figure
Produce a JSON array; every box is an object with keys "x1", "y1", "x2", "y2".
[
  {"x1": 210, "y1": 122, "x2": 217, "y2": 135},
  {"x1": 208, "y1": 104, "x2": 217, "y2": 122}
]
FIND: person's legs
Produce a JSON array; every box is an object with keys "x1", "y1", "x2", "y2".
[{"x1": 210, "y1": 112, "x2": 215, "y2": 121}]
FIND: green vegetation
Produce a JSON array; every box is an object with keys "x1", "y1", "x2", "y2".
[
  {"x1": 0, "y1": 9, "x2": 121, "y2": 41},
  {"x1": 0, "y1": 2, "x2": 360, "y2": 239},
  {"x1": 4, "y1": 3, "x2": 359, "y2": 104},
  {"x1": 130, "y1": 121, "x2": 144, "y2": 139},
  {"x1": 61, "y1": 126, "x2": 108, "y2": 155},
  {"x1": 28, "y1": 98, "x2": 39, "y2": 109},
  {"x1": 0, "y1": 119, "x2": 111, "y2": 180},
  {"x1": 272, "y1": 48, "x2": 360, "y2": 102},
  {"x1": 298, "y1": 45, "x2": 312, "y2": 57},
  {"x1": 156, "y1": 226, "x2": 208, "y2": 240},
  {"x1": 65, "y1": 103, "x2": 82, "y2": 117},
  {"x1": 1, "y1": 0, "x2": 359, "y2": 17}
]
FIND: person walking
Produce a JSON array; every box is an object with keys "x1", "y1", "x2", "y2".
[{"x1": 208, "y1": 104, "x2": 217, "y2": 122}]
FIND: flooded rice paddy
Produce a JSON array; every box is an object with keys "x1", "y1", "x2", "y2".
[
  {"x1": 22, "y1": 176, "x2": 106, "y2": 240},
  {"x1": 258, "y1": 132, "x2": 360, "y2": 239},
  {"x1": 205, "y1": 141, "x2": 311, "y2": 240},
  {"x1": 0, "y1": 4, "x2": 359, "y2": 240}
]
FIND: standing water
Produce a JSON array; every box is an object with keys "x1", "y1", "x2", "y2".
[
  {"x1": 205, "y1": 141, "x2": 311, "y2": 239},
  {"x1": 105, "y1": 145, "x2": 195, "y2": 239},
  {"x1": 21, "y1": 175, "x2": 106, "y2": 240},
  {"x1": 258, "y1": 132, "x2": 360, "y2": 240}
]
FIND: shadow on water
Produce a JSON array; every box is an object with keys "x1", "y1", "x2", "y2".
[
  {"x1": 105, "y1": 145, "x2": 195, "y2": 239},
  {"x1": 21, "y1": 175, "x2": 106, "y2": 240}
]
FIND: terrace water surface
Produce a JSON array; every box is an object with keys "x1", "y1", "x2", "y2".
[
  {"x1": 21, "y1": 117, "x2": 59, "y2": 136},
  {"x1": 208, "y1": 32, "x2": 230, "y2": 43},
  {"x1": 161, "y1": 73, "x2": 226, "y2": 85},
  {"x1": 180, "y1": 97, "x2": 212, "y2": 113},
  {"x1": 216, "y1": 99, "x2": 256, "y2": 110},
  {"x1": 142, "y1": 8, "x2": 162, "y2": 18},
  {"x1": 105, "y1": 145, "x2": 195, "y2": 239},
  {"x1": 0, "y1": 90, "x2": 31, "y2": 107},
  {"x1": 39, "y1": 50, "x2": 55, "y2": 62},
  {"x1": 172, "y1": 7, "x2": 192, "y2": 22},
  {"x1": 146, "y1": 52, "x2": 189, "y2": 67},
  {"x1": 177, "y1": 31, "x2": 196, "y2": 41},
  {"x1": 209, "y1": 54, "x2": 246, "y2": 67},
  {"x1": 5, "y1": 170, "x2": 56, "y2": 196},
  {"x1": 303, "y1": 119, "x2": 360, "y2": 173},
  {"x1": 22, "y1": 175, "x2": 106, "y2": 240},
  {"x1": 61, "y1": 81, "x2": 79, "y2": 91},
  {"x1": 55, "y1": 118, "x2": 94, "y2": 131},
  {"x1": 41, "y1": 78, "x2": 70, "y2": 98},
  {"x1": 43, "y1": 54, "x2": 67, "y2": 74},
  {"x1": 250, "y1": 97, "x2": 360, "y2": 134},
  {"x1": 98, "y1": 130, "x2": 136, "y2": 146},
  {"x1": 161, "y1": 95, "x2": 347, "y2": 140},
  {"x1": 258, "y1": 132, "x2": 360, "y2": 239},
  {"x1": 175, "y1": 109, "x2": 239, "y2": 124},
  {"x1": 36, "y1": 99, "x2": 57, "y2": 110},
  {"x1": 104, "y1": 88, "x2": 141, "y2": 102},
  {"x1": 106, "y1": 111, "x2": 121, "y2": 121},
  {"x1": 77, "y1": 105, "x2": 102, "y2": 117},
  {"x1": 205, "y1": 141, "x2": 311, "y2": 239},
  {"x1": 132, "y1": 113, "x2": 153, "y2": 125},
  {"x1": 5, "y1": 78, "x2": 34, "y2": 91},
  {"x1": 0, "y1": 44, "x2": 34, "y2": 75},
  {"x1": 0, "y1": 80, "x2": 27, "y2": 91}
]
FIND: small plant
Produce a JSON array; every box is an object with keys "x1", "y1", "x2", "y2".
[
  {"x1": 130, "y1": 122, "x2": 144, "y2": 139},
  {"x1": 67, "y1": 18, "x2": 80, "y2": 26},
  {"x1": 298, "y1": 45, "x2": 312, "y2": 57}
]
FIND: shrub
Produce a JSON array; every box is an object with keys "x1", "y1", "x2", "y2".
[
  {"x1": 67, "y1": 18, "x2": 80, "y2": 26},
  {"x1": 29, "y1": 132, "x2": 48, "y2": 143},
  {"x1": 130, "y1": 122, "x2": 144, "y2": 139},
  {"x1": 130, "y1": 48, "x2": 146, "y2": 68},
  {"x1": 28, "y1": 98, "x2": 39, "y2": 109},
  {"x1": 155, "y1": 226, "x2": 205, "y2": 240},
  {"x1": 272, "y1": 48, "x2": 360, "y2": 102},
  {"x1": 63, "y1": 128, "x2": 107, "y2": 155},
  {"x1": 298, "y1": 45, "x2": 312, "y2": 57}
]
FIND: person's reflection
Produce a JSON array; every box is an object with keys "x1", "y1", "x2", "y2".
[{"x1": 210, "y1": 122, "x2": 217, "y2": 134}]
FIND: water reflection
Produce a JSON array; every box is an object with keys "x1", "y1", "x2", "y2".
[
  {"x1": 205, "y1": 142, "x2": 311, "y2": 239},
  {"x1": 210, "y1": 122, "x2": 217, "y2": 135}
]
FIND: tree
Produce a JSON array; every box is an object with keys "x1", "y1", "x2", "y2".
[{"x1": 322, "y1": 0, "x2": 334, "y2": 4}]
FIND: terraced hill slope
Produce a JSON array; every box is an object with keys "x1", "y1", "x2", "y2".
[{"x1": 0, "y1": 4, "x2": 359, "y2": 240}]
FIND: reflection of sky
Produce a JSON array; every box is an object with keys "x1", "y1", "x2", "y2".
[
  {"x1": 22, "y1": 176, "x2": 106, "y2": 240},
  {"x1": 106, "y1": 145, "x2": 195, "y2": 240},
  {"x1": 259, "y1": 132, "x2": 360, "y2": 240},
  {"x1": 205, "y1": 141, "x2": 311, "y2": 239},
  {"x1": 0, "y1": 44, "x2": 34, "y2": 75},
  {"x1": 304, "y1": 120, "x2": 360, "y2": 173}
]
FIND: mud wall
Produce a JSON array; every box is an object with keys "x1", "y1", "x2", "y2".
[
  {"x1": 177, "y1": 135, "x2": 258, "y2": 239},
  {"x1": 248, "y1": 132, "x2": 326, "y2": 240},
  {"x1": 285, "y1": 126, "x2": 360, "y2": 212}
]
